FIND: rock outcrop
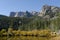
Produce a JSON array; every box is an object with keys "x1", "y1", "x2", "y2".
[
  {"x1": 38, "y1": 5, "x2": 60, "y2": 18},
  {"x1": 10, "y1": 11, "x2": 38, "y2": 17},
  {"x1": 10, "y1": 5, "x2": 60, "y2": 18}
]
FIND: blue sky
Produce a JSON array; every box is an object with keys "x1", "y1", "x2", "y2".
[{"x1": 0, "y1": 0, "x2": 60, "y2": 16}]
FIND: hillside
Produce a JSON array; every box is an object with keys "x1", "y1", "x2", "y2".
[
  {"x1": 0, "y1": 15, "x2": 7, "y2": 18},
  {"x1": 0, "y1": 5, "x2": 60, "y2": 32}
]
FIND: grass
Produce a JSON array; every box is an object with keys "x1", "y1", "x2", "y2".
[
  {"x1": 50, "y1": 36, "x2": 60, "y2": 40},
  {"x1": 0, "y1": 29, "x2": 57, "y2": 37}
]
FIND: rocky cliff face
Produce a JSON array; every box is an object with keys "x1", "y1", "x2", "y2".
[
  {"x1": 10, "y1": 11, "x2": 38, "y2": 17},
  {"x1": 10, "y1": 12, "x2": 16, "y2": 17},
  {"x1": 10, "y1": 5, "x2": 60, "y2": 18},
  {"x1": 38, "y1": 5, "x2": 60, "y2": 18}
]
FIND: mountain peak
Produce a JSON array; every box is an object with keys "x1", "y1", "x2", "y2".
[
  {"x1": 9, "y1": 11, "x2": 39, "y2": 17},
  {"x1": 38, "y1": 5, "x2": 60, "y2": 18},
  {"x1": 9, "y1": 5, "x2": 60, "y2": 18}
]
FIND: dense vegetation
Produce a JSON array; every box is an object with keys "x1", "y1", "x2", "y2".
[
  {"x1": 0, "y1": 13, "x2": 60, "y2": 37},
  {"x1": 0, "y1": 16, "x2": 51, "y2": 31}
]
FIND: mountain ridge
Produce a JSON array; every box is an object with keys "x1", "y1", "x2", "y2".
[
  {"x1": 0, "y1": 5, "x2": 60, "y2": 31},
  {"x1": 9, "y1": 5, "x2": 60, "y2": 18}
]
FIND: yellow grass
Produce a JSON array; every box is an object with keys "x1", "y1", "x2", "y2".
[
  {"x1": 0, "y1": 29, "x2": 57, "y2": 37},
  {"x1": 51, "y1": 36, "x2": 60, "y2": 40}
]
